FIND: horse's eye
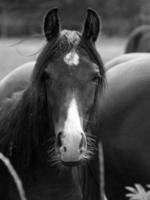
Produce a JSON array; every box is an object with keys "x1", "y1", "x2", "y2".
[
  {"x1": 91, "y1": 74, "x2": 101, "y2": 84},
  {"x1": 43, "y1": 71, "x2": 50, "y2": 80}
]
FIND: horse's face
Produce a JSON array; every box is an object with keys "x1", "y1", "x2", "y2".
[
  {"x1": 46, "y1": 49, "x2": 101, "y2": 163},
  {"x1": 37, "y1": 8, "x2": 104, "y2": 165}
]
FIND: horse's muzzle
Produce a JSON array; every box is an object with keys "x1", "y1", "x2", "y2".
[
  {"x1": 56, "y1": 131, "x2": 87, "y2": 163},
  {"x1": 61, "y1": 161, "x2": 81, "y2": 167}
]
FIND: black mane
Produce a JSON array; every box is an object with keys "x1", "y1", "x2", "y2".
[{"x1": 0, "y1": 30, "x2": 105, "y2": 172}]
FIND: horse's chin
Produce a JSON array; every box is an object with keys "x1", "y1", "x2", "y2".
[{"x1": 61, "y1": 161, "x2": 81, "y2": 167}]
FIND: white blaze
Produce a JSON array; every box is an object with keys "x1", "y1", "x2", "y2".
[
  {"x1": 64, "y1": 51, "x2": 79, "y2": 66},
  {"x1": 64, "y1": 97, "x2": 83, "y2": 135},
  {"x1": 59, "y1": 96, "x2": 87, "y2": 162},
  {"x1": 60, "y1": 96, "x2": 83, "y2": 161}
]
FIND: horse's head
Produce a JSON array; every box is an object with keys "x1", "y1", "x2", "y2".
[{"x1": 32, "y1": 8, "x2": 105, "y2": 166}]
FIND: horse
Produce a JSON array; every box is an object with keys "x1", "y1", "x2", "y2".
[
  {"x1": 0, "y1": 62, "x2": 35, "y2": 103},
  {"x1": 125, "y1": 25, "x2": 150, "y2": 53},
  {"x1": 105, "y1": 53, "x2": 150, "y2": 70},
  {"x1": 3, "y1": 46, "x2": 150, "y2": 200},
  {"x1": 99, "y1": 54, "x2": 150, "y2": 200},
  {"x1": 3, "y1": 9, "x2": 150, "y2": 200},
  {"x1": 0, "y1": 8, "x2": 105, "y2": 200}
]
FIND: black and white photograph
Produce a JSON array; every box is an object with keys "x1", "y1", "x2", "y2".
[{"x1": 0, "y1": 0, "x2": 150, "y2": 200}]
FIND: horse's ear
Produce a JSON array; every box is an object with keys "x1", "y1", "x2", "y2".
[
  {"x1": 82, "y1": 9, "x2": 102, "y2": 43},
  {"x1": 43, "y1": 8, "x2": 60, "y2": 41}
]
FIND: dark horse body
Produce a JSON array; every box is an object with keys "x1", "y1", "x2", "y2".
[
  {"x1": 125, "y1": 25, "x2": 150, "y2": 53},
  {"x1": 0, "y1": 9, "x2": 105, "y2": 200},
  {"x1": 100, "y1": 55, "x2": 150, "y2": 200}
]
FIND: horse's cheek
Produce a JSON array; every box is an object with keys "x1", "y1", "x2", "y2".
[{"x1": 84, "y1": 84, "x2": 95, "y2": 109}]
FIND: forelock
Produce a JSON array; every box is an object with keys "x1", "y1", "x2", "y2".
[{"x1": 60, "y1": 30, "x2": 81, "y2": 47}]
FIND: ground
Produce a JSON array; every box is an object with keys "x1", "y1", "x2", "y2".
[{"x1": 0, "y1": 36, "x2": 126, "y2": 80}]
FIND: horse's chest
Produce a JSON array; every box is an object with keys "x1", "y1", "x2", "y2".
[{"x1": 19, "y1": 167, "x2": 82, "y2": 200}]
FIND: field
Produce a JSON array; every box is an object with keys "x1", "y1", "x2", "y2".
[{"x1": 0, "y1": 37, "x2": 126, "y2": 80}]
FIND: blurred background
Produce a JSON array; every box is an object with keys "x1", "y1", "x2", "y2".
[{"x1": 0, "y1": 0, "x2": 150, "y2": 78}]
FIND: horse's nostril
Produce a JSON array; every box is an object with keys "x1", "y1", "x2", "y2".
[
  {"x1": 80, "y1": 149, "x2": 83, "y2": 154},
  {"x1": 56, "y1": 131, "x2": 63, "y2": 147},
  {"x1": 63, "y1": 146, "x2": 67, "y2": 152},
  {"x1": 79, "y1": 132, "x2": 87, "y2": 152}
]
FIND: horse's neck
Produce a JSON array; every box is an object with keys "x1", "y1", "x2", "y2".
[
  {"x1": 8, "y1": 161, "x2": 82, "y2": 200},
  {"x1": 27, "y1": 165, "x2": 79, "y2": 187},
  {"x1": 21, "y1": 165, "x2": 82, "y2": 200}
]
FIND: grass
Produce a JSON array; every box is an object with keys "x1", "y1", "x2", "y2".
[{"x1": 0, "y1": 36, "x2": 127, "y2": 80}]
